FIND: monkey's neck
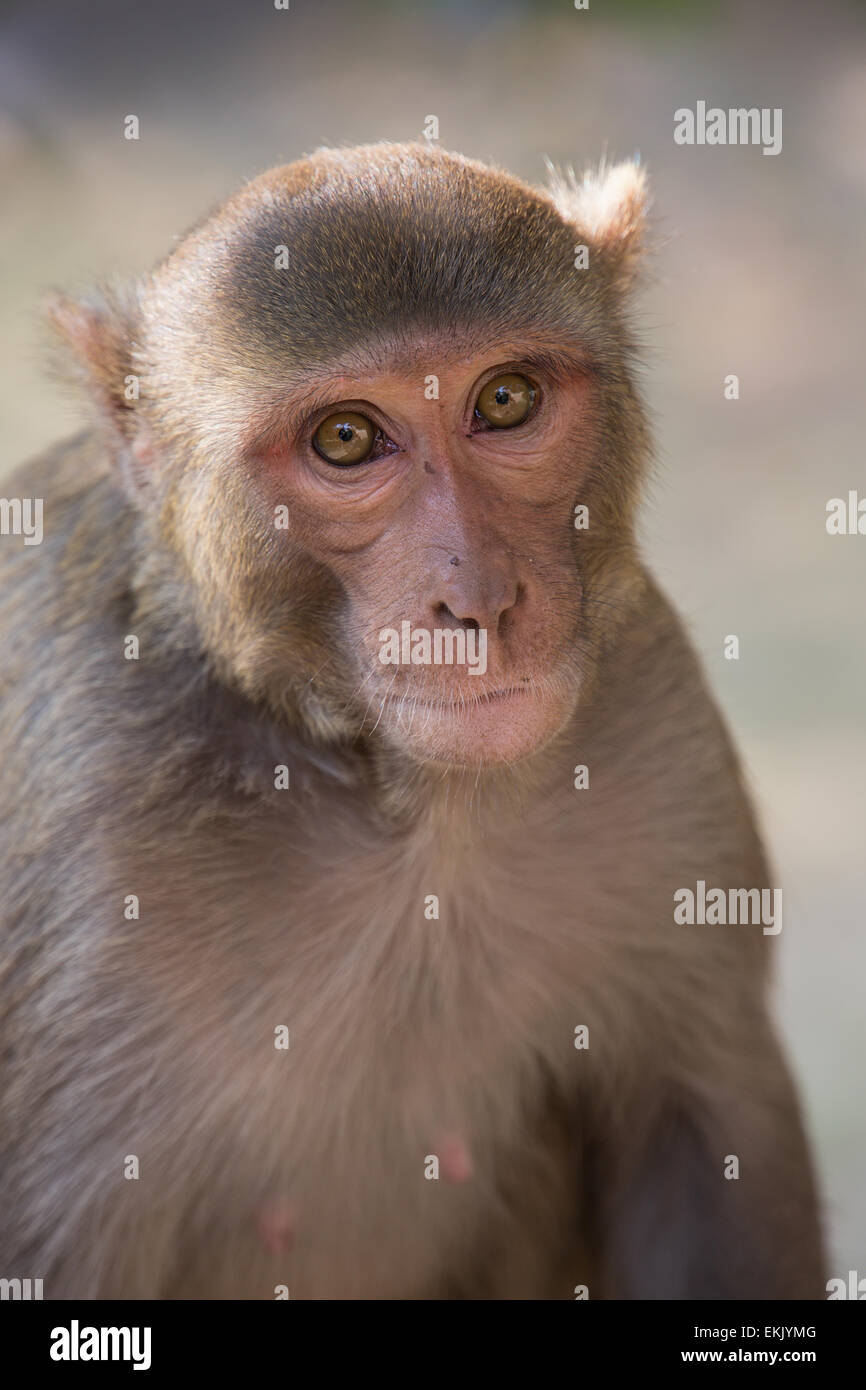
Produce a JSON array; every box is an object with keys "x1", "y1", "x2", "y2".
[{"x1": 359, "y1": 722, "x2": 576, "y2": 841}]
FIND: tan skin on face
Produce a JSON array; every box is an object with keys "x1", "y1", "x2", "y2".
[{"x1": 252, "y1": 342, "x2": 598, "y2": 767}]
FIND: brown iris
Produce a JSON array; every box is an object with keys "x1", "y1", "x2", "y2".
[
  {"x1": 475, "y1": 373, "x2": 536, "y2": 429},
  {"x1": 313, "y1": 412, "x2": 375, "y2": 465}
]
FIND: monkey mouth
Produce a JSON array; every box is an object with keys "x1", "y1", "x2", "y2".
[
  {"x1": 383, "y1": 685, "x2": 531, "y2": 712},
  {"x1": 369, "y1": 676, "x2": 576, "y2": 768}
]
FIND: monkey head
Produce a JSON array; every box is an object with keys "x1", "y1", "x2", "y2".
[{"x1": 51, "y1": 142, "x2": 651, "y2": 770}]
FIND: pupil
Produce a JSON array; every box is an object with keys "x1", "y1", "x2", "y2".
[
  {"x1": 337, "y1": 425, "x2": 354, "y2": 442},
  {"x1": 494, "y1": 387, "x2": 510, "y2": 405}
]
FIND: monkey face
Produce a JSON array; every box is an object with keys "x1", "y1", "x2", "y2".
[
  {"x1": 248, "y1": 340, "x2": 598, "y2": 767},
  {"x1": 121, "y1": 144, "x2": 649, "y2": 769}
]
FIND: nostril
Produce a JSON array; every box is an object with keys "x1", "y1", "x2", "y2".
[{"x1": 435, "y1": 601, "x2": 479, "y2": 631}]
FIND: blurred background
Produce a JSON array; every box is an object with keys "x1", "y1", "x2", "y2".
[{"x1": 1, "y1": 0, "x2": 864, "y2": 1284}]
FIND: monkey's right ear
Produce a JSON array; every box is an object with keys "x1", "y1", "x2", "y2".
[
  {"x1": 45, "y1": 289, "x2": 140, "y2": 449},
  {"x1": 545, "y1": 158, "x2": 649, "y2": 289}
]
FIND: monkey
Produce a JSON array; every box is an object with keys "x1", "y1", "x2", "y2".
[{"x1": 0, "y1": 142, "x2": 824, "y2": 1300}]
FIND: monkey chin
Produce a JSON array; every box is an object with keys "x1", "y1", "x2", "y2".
[{"x1": 380, "y1": 683, "x2": 578, "y2": 769}]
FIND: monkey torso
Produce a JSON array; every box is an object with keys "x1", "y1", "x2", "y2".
[{"x1": 0, "y1": 441, "x2": 818, "y2": 1300}]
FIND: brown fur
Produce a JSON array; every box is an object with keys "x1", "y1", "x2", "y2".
[{"x1": 0, "y1": 143, "x2": 823, "y2": 1298}]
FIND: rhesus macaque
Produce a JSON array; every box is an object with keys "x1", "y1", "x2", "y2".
[{"x1": 0, "y1": 143, "x2": 823, "y2": 1299}]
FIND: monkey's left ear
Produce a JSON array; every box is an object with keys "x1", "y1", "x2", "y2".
[
  {"x1": 545, "y1": 158, "x2": 649, "y2": 289},
  {"x1": 45, "y1": 288, "x2": 140, "y2": 450}
]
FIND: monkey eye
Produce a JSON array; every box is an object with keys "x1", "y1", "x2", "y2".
[
  {"x1": 313, "y1": 411, "x2": 377, "y2": 466},
  {"x1": 474, "y1": 373, "x2": 537, "y2": 429}
]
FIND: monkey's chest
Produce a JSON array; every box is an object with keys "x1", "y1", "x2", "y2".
[{"x1": 129, "y1": 866, "x2": 588, "y2": 1299}]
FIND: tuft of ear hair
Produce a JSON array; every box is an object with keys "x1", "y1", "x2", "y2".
[
  {"x1": 45, "y1": 286, "x2": 139, "y2": 445},
  {"x1": 544, "y1": 157, "x2": 649, "y2": 287}
]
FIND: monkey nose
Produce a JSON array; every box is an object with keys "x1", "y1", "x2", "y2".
[{"x1": 433, "y1": 576, "x2": 520, "y2": 636}]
